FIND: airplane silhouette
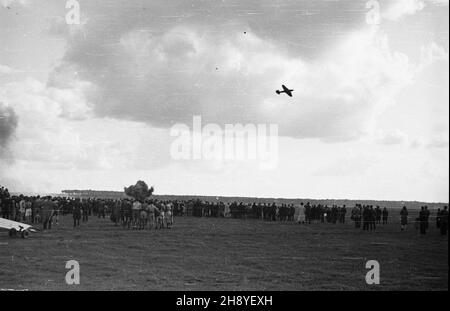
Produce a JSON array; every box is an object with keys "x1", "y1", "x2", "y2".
[{"x1": 276, "y1": 85, "x2": 294, "y2": 97}]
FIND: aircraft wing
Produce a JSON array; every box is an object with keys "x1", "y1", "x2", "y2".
[
  {"x1": 282, "y1": 85, "x2": 293, "y2": 97},
  {"x1": 0, "y1": 217, "x2": 36, "y2": 232}
]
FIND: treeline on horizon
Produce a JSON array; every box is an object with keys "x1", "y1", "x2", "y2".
[{"x1": 60, "y1": 189, "x2": 448, "y2": 210}]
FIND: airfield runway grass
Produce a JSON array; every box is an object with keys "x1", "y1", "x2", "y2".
[{"x1": 0, "y1": 215, "x2": 447, "y2": 290}]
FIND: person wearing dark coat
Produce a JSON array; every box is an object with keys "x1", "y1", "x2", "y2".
[
  {"x1": 382, "y1": 207, "x2": 388, "y2": 225},
  {"x1": 362, "y1": 206, "x2": 370, "y2": 231},
  {"x1": 375, "y1": 206, "x2": 382, "y2": 224},
  {"x1": 352, "y1": 206, "x2": 361, "y2": 228},
  {"x1": 73, "y1": 202, "x2": 81, "y2": 227},
  {"x1": 369, "y1": 206, "x2": 376, "y2": 231},
  {"x1": 400, "y1": 206, "x2": 408, "y2": 231},
  {"x1": 436, "y1": 208, "x2": 441, "y2": 228},
  {"x1": 439, "y1": 206, "x2": 448, "y2": 236},
  {"x1": 82, "y1": 201, "x2": 89, "y2": 222},
  {"x1": 424, "y1": 206, "x2": 430, "y2": 230},
  {"x1": 339, "y1": 206, "x2": 347, "y2": 224},
  {"x1": 1, "y1": 196, "x2": 10, "y2": 219},
  {"x1": 419, "y1": 207, "x2": 427, "y2": 235}
]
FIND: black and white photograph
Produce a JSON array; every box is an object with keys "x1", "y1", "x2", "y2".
[{"x1": 0, "y1": 0, "x2": 448, "y2": 296}]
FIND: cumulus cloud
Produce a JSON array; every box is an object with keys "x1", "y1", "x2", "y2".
[
  {"x1": 383, "y1": 0, "x2": 426, "y2": 21},
  {"x1": 0, "y1": 102, "x2": 18, "y2": 152},
  {"x1": 0, "y1": 64, "x2": 19, "y2": 74},
  {"x1": 427, "y1": 135, "x2": 449, "y2": 148},
  {"x1": 376, "y1": 130, "x2": 408, "y2": 145},
  {"x1": 0, "y1": 0, "x2": 28, "y2": 8},
  {"x1": 52, "y1": 23, "x2": 414, "y2": 142},
  {"x1": 429, "y1": 0, "x2": 449, "y2": 5},
  {"x1": 420, "y1": 42, "x2": 449, "y2": 68},
  {"x1": 0, "y1": 78, "x2": 171, "y2": 173},
  {"x1": 314, "y1": 155, "x2": 377, "y2": 177},
  {"x1": 382, "y1": 0, "x2": 449, "y2": 21}
]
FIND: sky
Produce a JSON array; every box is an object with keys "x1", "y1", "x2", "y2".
[{"x1": 0, "y1": 0, "x2": 448, "y2": 202}]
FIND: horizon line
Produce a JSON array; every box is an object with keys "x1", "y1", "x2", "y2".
[{"x1": 8, "y1": 189, "x2": 448, "y2": 205}]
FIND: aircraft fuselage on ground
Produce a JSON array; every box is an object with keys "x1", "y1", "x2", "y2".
[{"x1": 0, "y1": 217, "x2": 37, "y2": 238}]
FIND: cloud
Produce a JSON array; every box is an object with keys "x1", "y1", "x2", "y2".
[
  {"x1": 46, "y1": 0, "x2": 366, "y2": 58},
  {"x1": 377, "y1": 130, "x2": 408, "y2": 145},
  {"x1": 314, "y1": 155, "x2": 377, "y2": 177},
  {"x1": 383, "y1": 0, "x2": 425, "y2": 21},
  {"x1": 427, "y1": 135, "x2": 449, "y2": 148},
  {"x1": 429, "y1": 0, "x2": 449, "y2": 5},
  {"x1": 420, "y1": 42, "x2": 449, "y2": 68},
  {"x1": 382, "y1": 0, "x2": 449, "y2": 21},
  {"x1": 0, "y1": 0, "x2": 27, "y2": 8},
  {"x1": 409, "y1": 138, "x2": 425, "y2": 149},
  {"x1": 0, "y1": 64, "x2": 19, "y2": 74},
  {"x1": 0, "y1": 78, "x2": 171, "y2": 173},
  {"x1": 52, "y1": 23, "x2": 415, "y2": 142},
  {"x1": 0, "y1": 102, "x2": 18, "y2": 151}
]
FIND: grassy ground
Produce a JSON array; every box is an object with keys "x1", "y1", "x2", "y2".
[{"x1": 0, "y1": 214, "x2": 447, "y2": 291}]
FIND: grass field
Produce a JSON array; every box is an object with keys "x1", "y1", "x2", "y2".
[{"x1": 0, "y1": 214, "x2": 447, "y2": 291}]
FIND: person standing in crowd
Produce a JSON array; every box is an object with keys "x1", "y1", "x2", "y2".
[
  {"x1": 419, "y1": 206, "x2": 427, "y2": 235},
  {"x1": 53, "y1": 199, "x2": 59, "y2": 226},
  {"x1": 439, "y1": 206, "x2": 448, "y2": 236},
  {"x1": 436, "y1": 208, "x2": 441, "y2": 229},
  {"x1": 297, "y1": 202, "x2": 304, "y2": 223},
  {"x1": 400, "y1": 206, "x2": 408, "y2": 231},
  {"x1": 111, "y1": 199, "x2": 121, "y2": 226},
  {"x1": 123, "y1": 199, "x2": 132, "y2": 229},
  {"x1": 375, "y1": 206, "x2": 382, "y2": 225},
  {"x1": 41, "y1": 197, "x2": 56, "y2": 230},
  {"x1": 382, "y1": 207, "x2": 388, "y2": 225},
  {"x1": 25, "y1": 199, "x2": 32, "y2": 223},
  {"x1": 19, "y1": 196, "x2": 26, "y2": 222},
  {"x1": 369, "y1": 206, "x2": 376, "y2": 231},
  {"x1": 147, "y1": 200, "x2": 156, "y2": 229},
  {"x1": 424, "y1": 206, "x2": 430, "y2": 231},
  {"x1": 73, "y1": 200, "x2": 81, "y2": 227},
  {"x1": 98, "y1": 200, "x2": 106, "y2": 219},
  {"x1": 339, "y1": 205, "x2": 347, "y2": 224},
  {"x1": 305, "y1": 203, "x2": 311, "y2": 224},
  {"x1": 32, "y1": 196, "x2": 42, "y2": 224},
  {"x1": 1, "y1": 193, "x2": 10, "y2": 219},
  {"x1": 82, "y1": 202, "x2": 89, "y2": 222},
  {"x1": 362, "y1": 206, "x2": 370, "y2": 231},
  {"x1": 132, "y1": 199, "x2": 142, "y2": 228},
  {"x1": 10, "y1": 197, "x2": 17, "y2": 221},
  {"x1": 331, "y1": 205, "x2": 338, "y2": 224},
  {"x1": 351, "y1": 205, "x2": 360, "y2": 228}
]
